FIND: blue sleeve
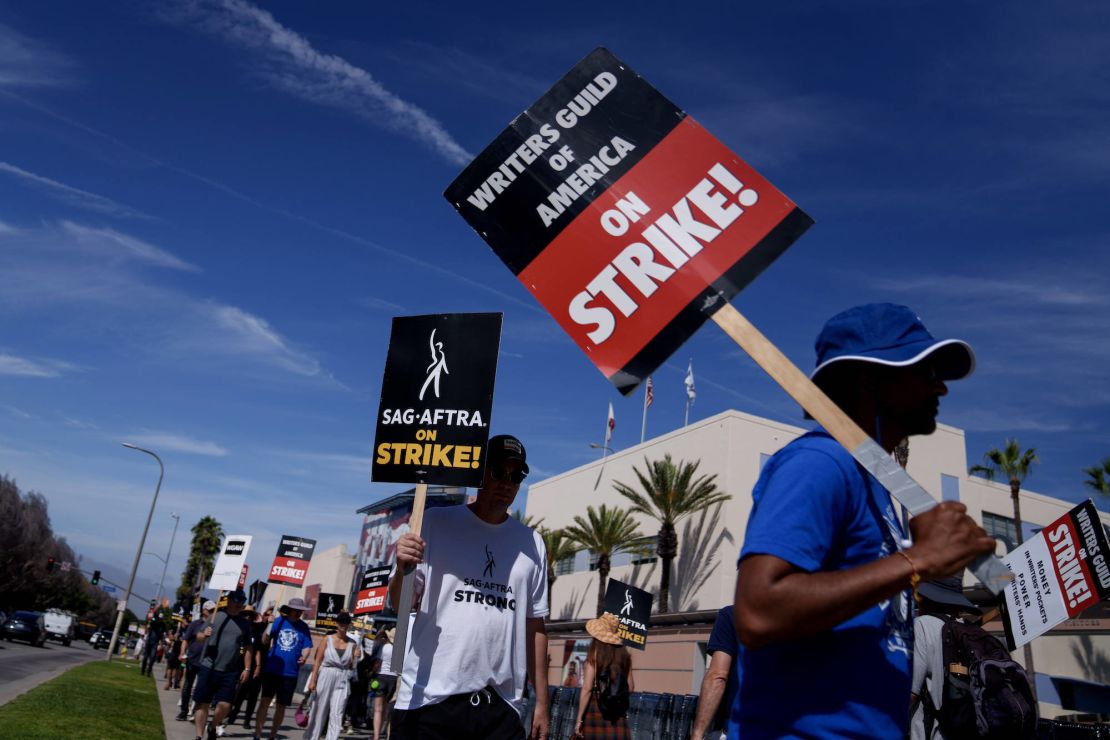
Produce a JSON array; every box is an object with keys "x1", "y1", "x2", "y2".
[
  {"x1": 739, "y1": 446, "x2": 852, "y2": 572},
  {"x1": 707, "y1": 606, "x2": 737, "y2": 657}
]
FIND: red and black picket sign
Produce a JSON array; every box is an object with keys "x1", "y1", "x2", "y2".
[
  {"x1": 267, "y1": 534, "x2": 317, "y2": 586},
  {"x1": 445, "y1": 48, "x2": 812, "y2": 394},
  {"x1": 353, "y1": 566, "x2": 392, "y2": 615}
]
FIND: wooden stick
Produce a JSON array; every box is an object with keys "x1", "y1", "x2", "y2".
[
  {"x1": 390, "y1": 482, "x2": 428, "y2": 674},
  {"x1": 710, "y1": 303, "x2": 1011, "y2": 592}
]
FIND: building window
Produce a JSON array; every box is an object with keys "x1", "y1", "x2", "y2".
[
  {"x1": 983, "y1": 512, "x2": 1017, "y2": 553},
  {"x1": 589, "y1": 552, "x2": 600, "y2": 572},
  {"x1": 941, "y1": 474, "x2": 960, "y2": 502},
  {"x1": 554, "y1": 555, "x2": 575, "y2": 576},
  {"x1": 632, "y1": 537, "x2": 657, "y2": 566}
]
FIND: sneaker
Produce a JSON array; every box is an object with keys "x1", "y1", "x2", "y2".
[
  {"x1": 215, "y1": 725, "x2": 225, "y2": 737},
  {"x1": 175, "y1": 713, "x2": 188, "y2": 722},
  {"x1": 207, "y1": 724, "x2": 218, "y2": 740}
]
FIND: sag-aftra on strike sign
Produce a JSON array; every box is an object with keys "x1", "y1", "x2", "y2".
[{"x1": 446, "y1": 48, "x2": 812, "y2": 394}]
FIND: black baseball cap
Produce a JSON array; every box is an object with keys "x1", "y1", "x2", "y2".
[
  {"x1": 227, "y1": 589, "x2": 248, "y2": 604},
  {"x1": 487, "y1": 434, "x2": 528, "y2": 474}
]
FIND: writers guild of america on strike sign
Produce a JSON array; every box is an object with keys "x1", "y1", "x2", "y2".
[
  {"x1": 445, "y1": 48, "x2": 812, "y2": 394},
  {"x1": 268, "y1": 534, "x2": 317, "y2": 587},
  {"x1": 372, "y1": 313, "x2": 502, "y2": 487}
]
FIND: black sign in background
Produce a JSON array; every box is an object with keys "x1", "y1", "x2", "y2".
[
  {"x1": 372, "y1": 313, "x2": 502, "y2": 487},
  {"x1": 360, "y1": 566, "x2": 392, "y2": 592},
  {"x1": 276, "y1": 535, "x2": 316, "y2": 561},
  {"x1": 445, "y1": 48, "x2": 683, "y2": 275},
  {"x1": 315, "y1": 593, "x2": 346, "y2": 630},
  {"x1": 603, "y1": 578, "x2": 653, "y2": 651}
]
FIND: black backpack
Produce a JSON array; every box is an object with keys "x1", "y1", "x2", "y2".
[
  {"x1": 594, "y1": 667, "x2": 630, "y2": 721},
  {"x1": 923, "y1": 616, "x2": 1037, "y2": 739}
]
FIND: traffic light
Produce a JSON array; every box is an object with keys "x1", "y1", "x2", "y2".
[
  {"x1": 91, "y1": 570, "x2": 101, "y2": 585},
  {"x1": 46, "y1": 557, "x2": 55, "y2": 572}
]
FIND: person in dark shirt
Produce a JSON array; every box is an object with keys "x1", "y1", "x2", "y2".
[
  {"x1": 177, "y1": 601, "x2": 216, "y2": 722},
  {"x1": 193, "y1": 590, "x2": 253, "y2": 740},
  {"x1": 690, "y1": 605, "x2": 742, "y2": 740},
  {"x1": 227, "y1": 605, "x2": 268, "y2": 730}
]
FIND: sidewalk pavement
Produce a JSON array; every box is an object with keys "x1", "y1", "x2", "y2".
[{"x1": 153, "y1": 661, "x2": 377, "y2": 740}]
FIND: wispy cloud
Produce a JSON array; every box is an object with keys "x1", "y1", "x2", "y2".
[
  {"x1": 206, "y1": 305, "x2": 331, "y2": 380},
  {"x1": 0, "y1": 23, "x2": 74, "y2": 88},
  {"x1": 873, "y1": 274, "x2": 1108, "y2": 309},
  {"x1": 0, "y1": 352, "x2": 79, "y2": 378},
  {"x1": 0, "y1": 219, "x2": 19, "y2": 235},
  {"x1": 169, "y1": 0, "x2": 471, "y2": 165},
  {"x1": 60, "y1": 221, "x2": 199, "y2": 272},
  {"x1": 358, "y1": 296, "x2": 407, "y2": 314},
  {"x1": 127, "y1": 432, "x2": 229, "y2": 457},
  {"x1": 0, "y1": 161, "x2": 146, "y2": 218}
]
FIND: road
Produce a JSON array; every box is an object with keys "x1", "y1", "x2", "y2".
[{"x1": 0, "y1": 637, "x2": 102, "y2": 706}]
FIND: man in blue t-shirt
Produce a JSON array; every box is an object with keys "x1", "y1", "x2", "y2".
[
  {"x1": 690, "y1": 605, "x2": 742, "y2": 740},
  {"x1": 252, "y1": 596, "x2": 314, "y2": 740},
  {"x1": 730, "y1": 304, "x2": 997, "y2": 739}
]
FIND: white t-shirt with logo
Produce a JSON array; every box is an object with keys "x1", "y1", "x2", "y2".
[{"x1": 394, "y1": 504, "x2": 549, "y2": 715}]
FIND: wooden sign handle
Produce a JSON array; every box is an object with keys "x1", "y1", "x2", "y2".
[
  {"x1": 710, "y1": 302, "x2": 1011, "y2": 592},
  {"x1": 390, "y1": 482, "x2": 428, "y2": 674}
]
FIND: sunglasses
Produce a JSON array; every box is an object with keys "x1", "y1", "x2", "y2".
[{"x1": 489, "y1": 466, "x2": 527, "y2": 484}]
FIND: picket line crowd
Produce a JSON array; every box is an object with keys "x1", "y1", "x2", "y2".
[{"x1": 138, "y1": 303, "x2": 1041, "y2": 740}]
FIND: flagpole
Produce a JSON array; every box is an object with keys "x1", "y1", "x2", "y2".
[
  {"x1": 640, "y1": 385, "x2": 648, "y2": 444},
  {"x1": 685, "y1": 399, "x2": 689, "y2": 427},
  {"x1": 602, "y1": 411, "x2": 609, "y2": 459}
]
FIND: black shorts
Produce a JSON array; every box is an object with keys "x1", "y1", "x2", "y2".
[
  {"x1": 192, "y1": 666, "x2": 238, "y2": 705},
  {"x1": 370, "y1": 674, "x2": 397, "y2": 698},
  {"x1": 260, "y1": 672, "x2": 298, "y2": 706},
  {"x1": 392, "y1": 690, "x2": 524, "y2": 740}
]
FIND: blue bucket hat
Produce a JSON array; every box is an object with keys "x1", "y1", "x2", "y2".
[{"x1": 811, "y1": 303, "x2": 975, "y2": 383}]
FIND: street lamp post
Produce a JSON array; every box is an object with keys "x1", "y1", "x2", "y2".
[
  {"x1": 589, "y1": 442, "x2": 615, "y2": 458},
  {"x1": 156, "y1": 513, "x2": 180, "y2": 604},
  {"x1": 107, "y1": 442, "x2": 164, "y2": 662}
]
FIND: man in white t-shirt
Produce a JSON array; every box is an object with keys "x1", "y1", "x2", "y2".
[{"x1": 389, "y1": 434, "x2": 549, "y2": 740}]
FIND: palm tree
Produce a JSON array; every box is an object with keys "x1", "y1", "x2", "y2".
[
  {"x1": 564, "y1": 504, "x2": 651, "y2": 617},
  {"x1": 970, "y1": 439, "x2": 1038, "y2": 548},
  {"x1": 538, "y1": 526, "x2": 579, "y2": 596},
  {"x1": 970, "y1": 439, "x2": 1038, "y2": 698},
  {"x1": 175, "y1": 516, "x2": 223, "y2": 603},
  {"x1": 612, "y1": 455, "x2": 730, "y2": 613},
  {"x1": 1083, "y1": 458, "x2": 1110, "y2": 497}
]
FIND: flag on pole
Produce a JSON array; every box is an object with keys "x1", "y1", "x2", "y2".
[
  {"x1": 685, "y1": 361, "x2": 696, "y2": 405},
  {"x1": 606, "y1": 402, "x2": 615, "y2": 443},
  {"x1": 645, "y1": 376, "x2": 654, "y2": 409}
]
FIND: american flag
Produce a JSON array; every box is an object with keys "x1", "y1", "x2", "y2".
[
  {"x1": 645, "y1": 376, "x2": 654, "y2": 409},
  {"x1": 606, "y1": 402, "x2": 615, "y2": 442}
]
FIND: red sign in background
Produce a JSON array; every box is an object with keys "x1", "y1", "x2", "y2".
[{"x1": 268, "y1": 556, "x2": 310, "y2": 586}]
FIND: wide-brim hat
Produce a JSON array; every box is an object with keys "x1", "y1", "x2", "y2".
[
  {"x1": 281, "y1": 596, "x2": 309, "y2": 613},
  {"x1": 585, "y1": 612, "x2": 624, "y2": 645},
  {"x1": 918, "y1": 576, "x2": 978, "y2": 610},
  {"x1": 810, "y1": 303, "x2": 975, "y2": 384},
  {"x1": 488, "y1": 434, "x2": 529, "y2": 475}
]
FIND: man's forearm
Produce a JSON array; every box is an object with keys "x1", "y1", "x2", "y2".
[
  {"x1": 691, "y1": 673, "x2": 728, "y2": 737},
  {"x1": 387, "y1": 571, "x2": 404, "y2": 612},
  {"x1": 527, "y1": 620, "x2": 549, "y2": 707}
]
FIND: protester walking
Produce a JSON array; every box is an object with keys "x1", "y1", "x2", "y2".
[
  {"x1": 253, "y1": 597, "x2": 314, "y2": 740},
  {"x1": 227, "y1": 604, "x2": 267, "y2": 730},
  {"x1": 388, "y1": 434, "x2": 549, "y2": 740},
  {"x1": 370, "y1": 628, "x2": 398, "y2": 740},
  {"x1": 165, "y1": 623, "x2": 185, "y2": 690},
  {"x1": 690, "y1": 605, "x2": 741, "y2": 740},
  {"x1": 193, "y1": 590, "x2": 253, "y2": 740},
  {"x1": 302, "y1": 611, "x2": 360, "y2": 740},
  {"x1": 178, "y1": 601, "x2": 217, "y2": 722},
  {"x1": 731, "y1": 303, "x2": 997, "y2": 738},
  {"x1": 573, "y1": 613, "x2": 634, "y2": 739}
]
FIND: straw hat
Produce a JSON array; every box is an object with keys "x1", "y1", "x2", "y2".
[{"x1": 585, "y1": 612, "x2": 623, "y2": 645}]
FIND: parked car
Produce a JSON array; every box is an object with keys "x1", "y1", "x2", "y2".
[
  {"x1": 2, "y1": 611, "x2": 47, "y2": 647},
  {"x1": 43, "y1": 610, "x2": 75, "y2": 646}
]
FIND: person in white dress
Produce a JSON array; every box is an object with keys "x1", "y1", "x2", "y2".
[{"x1": 303, "y1": 612, "x2": 360, "y2": 740}]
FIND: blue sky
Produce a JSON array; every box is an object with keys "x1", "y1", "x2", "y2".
[{"x1": 2, "y1": 1, "x2": 1108, "y2": 611}]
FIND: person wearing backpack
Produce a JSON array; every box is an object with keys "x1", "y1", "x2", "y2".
[
  {"x1": 573, "y1": 612, "x2": 634, "y2": 739},
  {"x1": 911, "y1": 576, "x2": 1037, "y2": 739}
]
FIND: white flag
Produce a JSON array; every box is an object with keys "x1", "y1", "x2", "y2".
[
  {"x1": 685, "y1": 360, "x2": 696, "y2": 405},
  {"x1": 606, "y1": 402, "x2": 615, "y2": 442}
]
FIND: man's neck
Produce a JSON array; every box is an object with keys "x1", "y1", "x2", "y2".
[{"x1": 468, "y1": 499, "x2": 509, "y2": 525}]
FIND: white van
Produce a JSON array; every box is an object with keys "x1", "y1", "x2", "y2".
[{"x1": 43, "y1": 610, "x2": 75, "y2": 646}]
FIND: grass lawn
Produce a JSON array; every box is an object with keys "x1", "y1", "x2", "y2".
[{"x1": 0, "y1": 659, "x2": 163, "y2": 739}]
